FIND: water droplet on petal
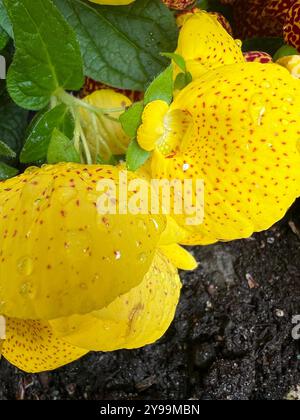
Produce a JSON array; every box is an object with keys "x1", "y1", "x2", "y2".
[
  {"x1": 138, "y1": 252, "x2": 147, "y2": 264},
  {"x1": 261, "y1": 81, "x2": 271, "y2": 89},
  {"x1": 65, "y1": 231, "x2": 91, "y2": 257},
  {"x1": 19, "y1": 281, "x2": 35, "y2": 299},
  {"x1": 249, "y1": 94, "x2": 266, "y2": 126},
  {"x1": 114, "y1": 250, "x2": 122, "y2": 260},
  {"x1": 25, "y1": 166, "x2": 39, "y2": 174},
  {"x1": 17, "y1": 256, "x2": 33, "y2": 276}
]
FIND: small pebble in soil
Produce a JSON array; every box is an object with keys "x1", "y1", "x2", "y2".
[{"x1": 275, "y1": 309, "x2": 285, "y2": 318}]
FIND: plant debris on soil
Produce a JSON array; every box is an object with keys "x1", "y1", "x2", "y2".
[{"x1": 1, "y1": 203, "x2": 300, "y2": 401}]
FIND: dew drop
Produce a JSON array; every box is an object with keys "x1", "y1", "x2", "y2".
[
  {"x1": 261, "y1": 81, "x2": 271, "y2": 89},
  {"x1": 19, "y1": 281, "x2": 35, "y2": 299},
  {"x1": 249, "y1": 94, "x2": 266, "y2": 126},
  {"x1": 137, "y1": 217, "x2": 148, "y2": 231},
  {"x1": 65, "y1": 231, "x2": 91, "y2": 257},
  {"x1": 17, "y1": 256, "x2": 33, "y2": 276},
  {"x1": 97, "y1": 215, "x2": 114, "y2": 232},
  {"x1": 114, "y1": 250, "x2": 122, "y2": 260},
  {"x1": 25, "y1": 166, "x2": 39, "y2": 174},
  {"x1": 58, "y1": 187, "x2": 77, "y2": 205},
  {"x1": 92, "y1": 274, "x2": 100, "y2": 284},
  {"x1": 41, "y1": 164, "x2": 53, "y2": 172},
  {"x1": 285, "y1": 95, "x2": 294, "y2": 103},
  {"x1": 182, "y1": 163, "x2": 190, "y2": 172},
  {"x1": 138, "y1": 252, "x2": 147, "y2": 264}
]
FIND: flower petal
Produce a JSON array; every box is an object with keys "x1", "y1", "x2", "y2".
[
  {"x1": 0, "y1": 164, "x2": 166, "y2": 320},
  {"x1": 159, "y1": 244, "x2": 198, "y2": 270},
  {"x1": 50, "y1": 252, "x2": 181, "y2": 351},
  {"x1": 137, "y1": 100, "x2": 170, "y2": 152},
  {"x1": 2, "y1": 318, "x2": 87, "y2": 373},
  {"x1": 175, "y1": 12, "x2": 244, "y2": 80},
  {"x1": 150, "y1": 63, "x2": 300, "y2": 244}
]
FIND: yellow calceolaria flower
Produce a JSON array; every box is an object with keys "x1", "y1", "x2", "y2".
[
  {"x1": 137, "y1": 12, "x2": 300, "y2": 245},
  {"x1": 0, "y1": 163, "x2": 196, "y2": 372},
  {"x1": 80, "y1": 89, "x2": 132, "y2": 161}
]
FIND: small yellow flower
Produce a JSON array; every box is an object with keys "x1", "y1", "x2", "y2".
[
  {"x1": 0, "y1": 163, "x2": 196, "y2": 372},
  {"x1": 138, "y1": 13, "x2": 300, "y2": 245}
]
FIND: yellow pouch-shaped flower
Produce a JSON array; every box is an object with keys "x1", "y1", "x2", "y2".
[
  {"x1": 138, "y1": 62, "x2": 300, "y2": 245},
  {"x1": 1, "y1": 251, "x2": 181, "y2": 372},
  {"x1": 175, "y1": 11, "x2": 244, "y2": 80},
  {"x1": 0, "y1": 163, "x2": 166, "y2": 320},
  {"x1": 81, "y1": 90, "x2": 132, "y2": 161}
]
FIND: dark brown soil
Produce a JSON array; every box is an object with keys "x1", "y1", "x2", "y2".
[{"x1": 0, "y1": 204, "x2": 300, "y2": 401}]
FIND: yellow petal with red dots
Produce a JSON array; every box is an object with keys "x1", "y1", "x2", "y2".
[
  {"x1": 148, "y1": 62, "x2": 300, "y2": 245},
  {"x1": 49, "y1": 252, "x2": 181, "y2": 351},
  {"x1": 81, "y1": 90, "x2": 132, "y2": 160},
  {"x1": 0, "y1": 163, "x2": 166, "y2": 320},
  {"x1": 2, "y1": 318, "x2": 87, "y2": 373},
  {"x1": 175, "y1": 12, "x2": 244, "y2": 80}
]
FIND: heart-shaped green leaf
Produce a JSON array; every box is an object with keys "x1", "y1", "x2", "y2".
[{"x1": 4, "y1": 0, "x2": 84, "y2": 110}]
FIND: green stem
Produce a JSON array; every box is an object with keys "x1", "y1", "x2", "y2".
[{"x1": 56, "y1": 88, "x2": 125, "y2": 116}]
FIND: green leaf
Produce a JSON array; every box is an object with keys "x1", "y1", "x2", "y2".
[
  {"x1": 0, "y1": 140, "x2": 15, "y2": 157},
  {"x1": 273, "y1": 44, "x2": 299, "y2": 61},
  {"x1": 126, "y1": 138, "x2": 150, "y2": 172},
  {"x1": 0, "y1": 0, "x2": 13, "y2": 38},
  {"x1": 0, "y1": 25, "x2": 9, "y2": 50},
  {"x1": 4, "y1": 0, "x2": 84, "y2": 110},
  {"x1": 47, "y1": 128, "x2": 80, "y2": 164},
  {"x1": 242, "y1": 37, "x2": 285, "y2": 56},
  {"x1": 0, "y1": 161, "x2": 18, "y2": 179},
  {"x1": 0, "y1": 94, "x2": 28, "y2": 154},
  {"x1": 20, "y1": 104, "x2": 74, "y2": 163},
  {"x1": 174, "y1": 73, "x2": 186, "y2": 91},
  {"x1": 161, "y1": 52, "x2": 186, "y2": 72},
  {"x1": 174, "y1": 71, "x2": 192, "y2": 91},
  {"x1": 120, "y1": 101, "x2": 144, "y2": 139},
  {"x1": 53, "y1": 0, "x2": 178, "y2": 91},
  {"x1": 144, "y1": 65, "x2": 173, "y2": 105}
]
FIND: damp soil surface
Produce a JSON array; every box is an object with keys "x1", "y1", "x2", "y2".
[{"x1": 1, "y1": 204, "x2": 300, "y2": 401}]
